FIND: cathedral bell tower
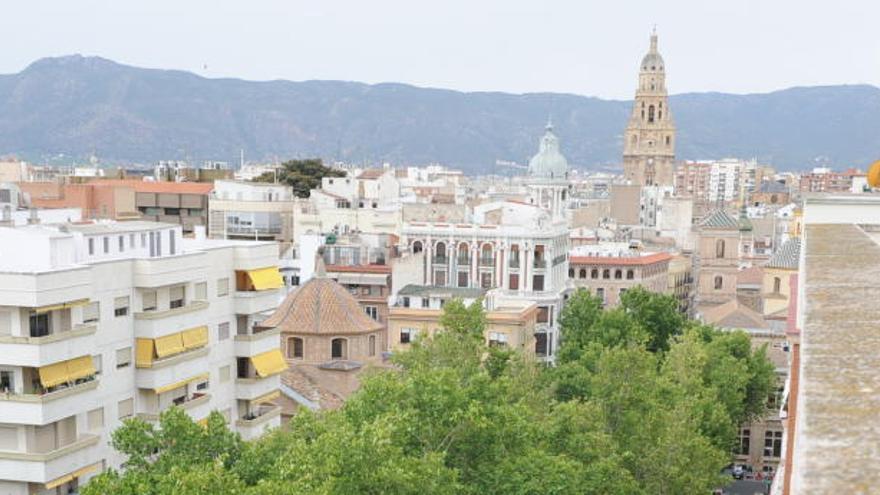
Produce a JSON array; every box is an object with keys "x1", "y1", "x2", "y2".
[{"x1": 622, "y1": 30, "x2": 676, "y2": 186}]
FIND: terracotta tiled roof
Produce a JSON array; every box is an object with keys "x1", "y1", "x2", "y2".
[
  {"x1": 701, "y1": 300, "x2": 768, "y2": 330},
  {"x1": 357, "y1": 168, "x2": 386, "y2": 180},
  {"x1": 325, "y1": 264, "x2": 391, "y2": 274},
  {"x1": 262, "y1": 276, "x2": 383, "y2": 335},
  {"x1": 737, "y1": 266, "x2": 764, "y2": 286},
  {"x1": 86, "y1": 179, "x2": 214, "y2": 194},
  {"x1": 766, "y1": 238, "x2": 801, "y2": 270},
  {"x1": 569, "y1": 252, "x2": 672, "y2": 266}
]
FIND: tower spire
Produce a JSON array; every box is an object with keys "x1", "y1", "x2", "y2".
[{"x1": 650, "y1": 27, "x2": 658, "y2": 52}]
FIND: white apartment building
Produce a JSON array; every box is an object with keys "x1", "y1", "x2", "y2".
[
  {"x1": 0, "y1": 221, "x2": 285, "y2": 494},
  {"x1": 209, "y1": 180, "x2": 299, "y2": 243}
]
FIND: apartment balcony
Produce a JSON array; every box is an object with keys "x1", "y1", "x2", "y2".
[
  {"x1": 0, "y1": 267, "x2": 91, "y2": 309},
  {"x1": 508, "y1": 258, "x2": 521, "y2": 269},
  {"x1": 134, "y1": 300, "x2": 210, "y2": 338},
  {"x1": 235, "y1": 404, "x2": 282, "y2": 441},
  {"x1": 431, "y1": 256, "x2": 448, "y2": 265},
  {"x1": 234, "y1": 288, "x2": 282, "y2": 315},
  {"x1": 134, "y1": 252, "x2": 210, "y2": 288},
  {"x1": 235, "y1": 375, "x2": 281, "y2": 402},
  {"x1": 0, "y1": 434, "x2": 100, "y2": 484},
  {"x1": 137, "y1": 393, "x2": 213, "y2": 423},
  {"x1": 0, "y1": 379, "x2": 100, "y2": 425},
  {"x1": 234, "y1": 327, "x2": 282, "y2": 357},
  {"x1": 455, "y1": 256, "x2": 471, "y2": 266},
  {"x1": 0, "y1": 324, "x2": 97, "y2": 368},
  {"x1": 532, "y1": 258, "x2": 547, "y2": 270},
  {"x1": 232, "y1": 244, "x2": 281, "y2": 272},
  {"x1": 479, "y1": 257, "x2": 495, "y2": 267},
  {"x1": 135, "y1": 347, "x2": 210, "y2": 392}
]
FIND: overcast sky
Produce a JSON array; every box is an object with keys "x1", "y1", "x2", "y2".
[{"x1": 5, "y1": 0, "x2": 878, "y2": 100}]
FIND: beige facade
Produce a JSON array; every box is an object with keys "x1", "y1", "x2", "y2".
[
  {"x1": 388, "y1": 288, "x2": 536, "y2": 354},
  {"x1": 695, "y1": 210, "x2": 753, "y2": 309},
  {"x1": 568, "y1": 249, "x2": 672, "y2": 307},
  {"x1": 622, "y1": 32, "x2": 676, "y2": 187},
  {"x1": 609, "y1": 184, "x2": 641, "y2": 225}
]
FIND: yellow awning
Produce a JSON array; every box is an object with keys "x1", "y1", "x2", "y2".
[
  {"x1": 34, "y1": 298, "x2": 90, "y2": 314},
  {"x1": 38, "y1": 361, "x2": 69, "y2": 389},
  {"x1": 251, "y1": 389, "x2": 281, "y2": 405},
  {"x1": 247, "y1": 267, "x2": 283, "y2": 291},
  {"x1": 181, "y1": 326, "x2": 209, "y2": 350},
  {"x1": 66, "y1": 356, "x2": 96, "y2": 382},
  {"x1": 251, "y1": 349, "x2": 287, "y2": 377},
  {"x1": 136, "y1": 338, "x2": 155, "y2": 368},
  {"x1": 44, "y1": 461, "x2": 102, "y2": 489},
  {"x1": 154, "y1": 373, "x2": 209, "y2": 395},
  {"x1": 155, "y1": 332, "x2": 184, "y2": 358}
]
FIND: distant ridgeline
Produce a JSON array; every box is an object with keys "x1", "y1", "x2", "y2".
[{"x1": 1, "y1": 55, "x2": 878, "y2": 171}]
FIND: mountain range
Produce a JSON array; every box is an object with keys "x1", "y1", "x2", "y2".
[{"x1": 1, "y1": 55, "x2": 878, "y2": 173}]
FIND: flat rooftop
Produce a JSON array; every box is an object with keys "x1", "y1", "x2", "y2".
[{"x1": 794, "y1": 222, "x2": 880, "y2": 491}]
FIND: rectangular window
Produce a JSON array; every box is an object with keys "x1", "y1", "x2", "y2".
[
  {"x1": 764, "y1": 430, "x2": 783, "y2": 458},
  {"x1": 83, "y1": 302, "x2": 100, "y2": 323},
  {"x1": 218, "y1": 322, "x2": 230, "y2": 341},
  {"x1": 402, "y1": 297, "x2": 410, "y2": 308},
  {"x1": 480, "y1": 272, "x2": 493, "y2": 289},
  {"x1": 130, "y1": 233, "x2": 135, "y2": 248},
  {"x1": 217, "y1": 278, "x2": 229, "y2": 297},
  {"x1": 535, "y1": 332, "x2": 548, "y2": 357},
  {"x1": 509, "y1": 274, "x2": 519, "y2": 290},
  {"x1": 118, "y1": 398, "x2": 134, "y2": 419},
  {"x1": 169, "y1": 230, "x2": 176, "y2": 255},
  {"x1": 195, "y1": 282, "x2": 207, "y2": 301},
  {"x1": 364, "y1": 306, "x2": 378, "y2": 320},
  {"x1": 400, "y1": 328, "x2": 416, "y2": 344},
  {"x1": 116, "y1": 347, "x2": 132, "y2": 368},
  {"x1": 114, "y1": 296, "x2": 130, "y2": 317},
  {"x1": 488, "y1": 332, "x2": 509, "y2": 347},
  {"x1": 149, "y1": 232, "x2": 156, "y2": 257},
  {"x1": 103, "y1": 236, "x2": 109, "y2": 254},
  {"x1": 156, "y1": 230, "x2": 162, "y2": 256},
  {"x1": 0, "y1": 371, "x2": 12, "y2": 393},
  {"x1": 596, "y1": 287, "x2": 605, "y2": 304},
  {"x1": 195, "y1": 380, "x2": 209, "y2": 391},
  {"x1": 738, "y1": 428, "x2": 751, "y2": 456},
  {"x1": 532, "y1": 275, "x2": 544, "y2": 292},
  {"x1": 536, "y1": 306, "x2": 550, "y2": 324},
  {"x1": 169, "y1": 285, "x2": 185, "y2": 309},
  {"x1": 421, "y1": 297, "x2": 430, "y2": 308},
  {"x1": 140, "y1": 233, "x2": 147, "y2": 248},
  {"x1": 88, "y1": 238, "x2": 95, "y2": 255},
  {"x1": 142, "y1": 290, "x2": 157, "y2": 311},
  {"x1": 94, "y1": 354, "x2": 102, "y2": 375},
  {"x1": 219, "y1": 365, "x2": 231, "y2": 382},
  {"x1": 118, "y1": 236, "x2": 124, "y2": 252},
  {"x1": 29, "y1": 312, "x2": 50, "y2": 337},
  {"x1": 87, "y1": 407, "x2": 104, "y2": 431}
]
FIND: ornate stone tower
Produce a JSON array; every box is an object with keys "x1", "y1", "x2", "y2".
[{"x1": 623, "y1": 30, "x2": 676, "y2": 186}]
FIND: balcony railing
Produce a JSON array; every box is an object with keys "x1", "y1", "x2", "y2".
[
  {"x1": 508, "y1": 258, "x2": 520, "y2": 269},
  {"x1": 236, "y1": 404, "x2": 281, "y2": 427},
  {"x1": 479, "y1": 257, "x2": 495, "y2": 267},
  {"x1": 532, "y1": 258, "x2": 547, "y2": 269},
  {"x1": 456, "y1": 256, "x2": 470, "y2": 265},
  {"x1": 432, "y1": 256, "x2": 448, "y2": 265},
  {"x1": 0, "y1": 377, "x2": 98, "y2": 403}
]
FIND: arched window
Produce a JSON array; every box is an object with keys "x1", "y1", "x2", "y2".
[
  {"x1": 368, "y1": 335, "x2": 376, "y2": 357},
  {"x1": 591, "y1": 269, "x2": 599, "y2": 279},
  {"x1": 568, "y1": 268, "x2": 574, "y2": 278},
  {"x1": 626, "y1": 269, "x2": 634, "y2": 280},
  {"x1": 665, "y1": 136, "x2": 671, "y2": 146},
  {"x1": 458, "y1": 243, "x2": 469, "y2": 264},
  {"x1": 331, "y1": 338, "x2": 347, "y2": 360},
  {"x1": 773, "y1": 277, "x2": 782, "y2": 294},
  {"x1": 579, "y1": 268, "x2": 587, "y2": 279},
  {"x1": 480, "y1": 244, "x2": 494, "y2": 265},
  {"x1": 602, "y1": 269, "x2": 610, "y2": 279},
  {"x1": 614, "y1": 269, "x2": 623, "y2": 280},
  {"x1": 714, "y1": 276, "x2": 723, "y2": 290},
  {"x1": 435, "y1": 242, "x2": 446, "y2": 261},
  {"x1": 288, "y1": 337, "x2": 304, "y2": 359},
  {"x1": 716, "y1": 239, "x2": 726, "y2": 258},
  {"x1": 648, "y1": 105, "x2": 655, "y2": 123},
  {"x1": 412, "y1": 241, "x2": 423, "y2": 254}
]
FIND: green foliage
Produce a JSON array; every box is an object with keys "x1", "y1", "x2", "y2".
[
  {"x1": 619, "y1": 286, "x2": 686, "y2": 352},
  {"x1": 85, "y1": 288, "x2": 775, "y2": 495},
  {"x1": 251, "y1": 158, "x2": 345, "y2": 198}
]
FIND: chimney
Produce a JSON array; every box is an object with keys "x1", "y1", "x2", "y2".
[{"x1": 27, "y1": 208, "x2": 39, "y2": 225}]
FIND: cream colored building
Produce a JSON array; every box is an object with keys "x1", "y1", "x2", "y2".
[
  {"x1": 695, "y1": 209, "x2": 754, "y2": 311},
  {"x1": 388, "y1": 286, "x2": 536, "y2": 354},
  {"x1": 761, "y1": 238, "x2": 800, "y2": 319},
  {"x1": 0, "y1": 221, "x2": 285, "y2": 494},
  {"x1": 567, "y1": 244, "x2": 673, "y2": 308},
  {"x1": 622, "y1": 31, "x2": 676, "y2": 187}
]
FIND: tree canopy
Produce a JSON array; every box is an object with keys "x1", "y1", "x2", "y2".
[
  {"x1": 84, "y1": 290, "x2": 774, "y2": 495},
  {"x1": 251, "y1": 158, "x2": 346, "y2": 198}
]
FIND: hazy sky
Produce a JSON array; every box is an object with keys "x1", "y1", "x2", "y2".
[{"x1": 5, "y1": 0, "x2": 878, "y2": 99}]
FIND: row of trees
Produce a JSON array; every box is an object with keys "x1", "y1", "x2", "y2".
[{"x1": 84, "y1": 288, "x2": 774, "y2": 494}]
